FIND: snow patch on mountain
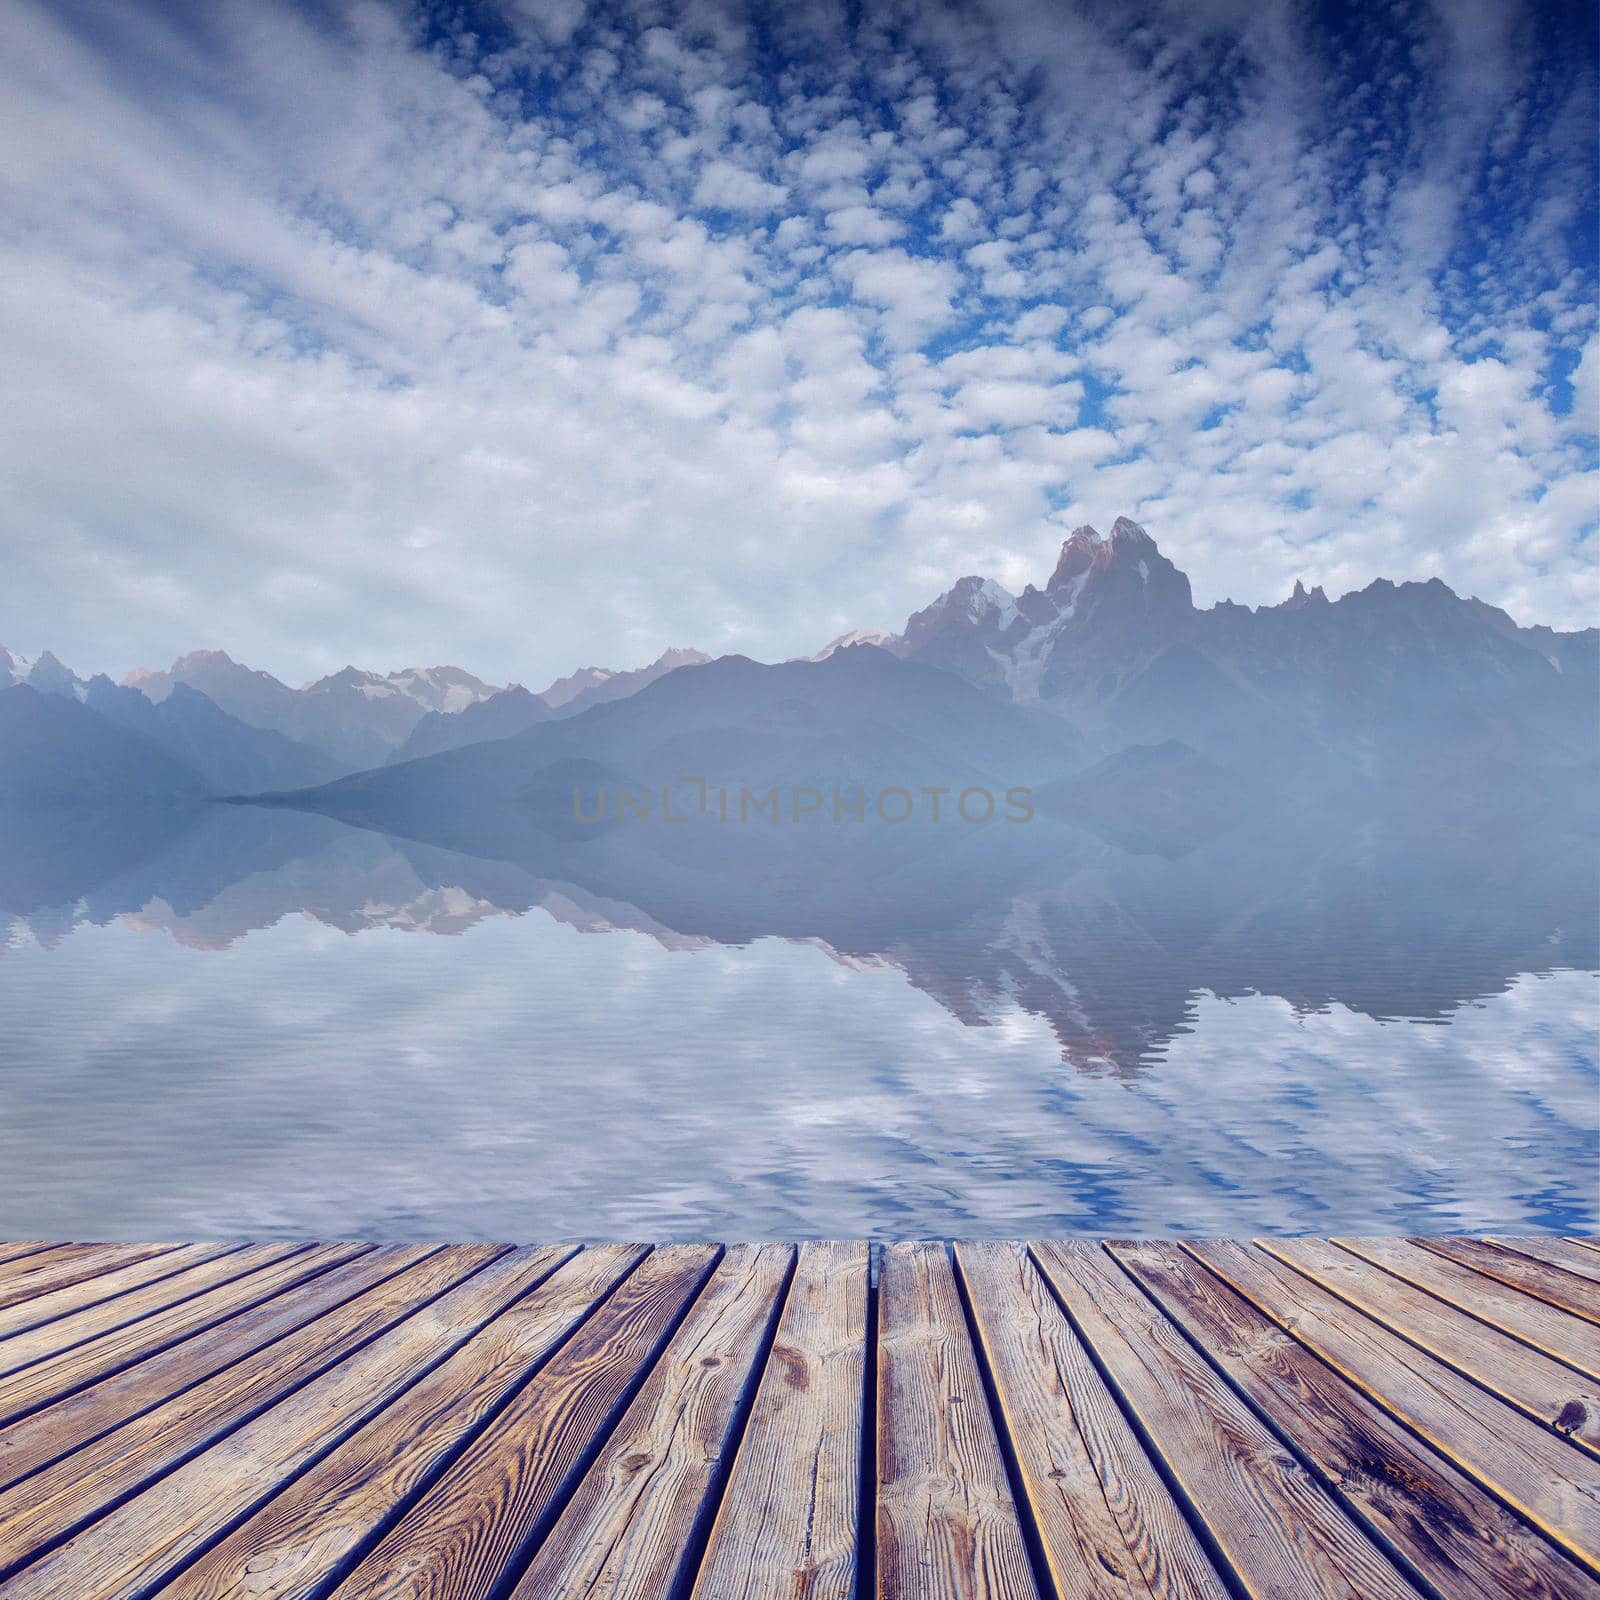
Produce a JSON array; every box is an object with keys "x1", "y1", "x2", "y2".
[{"x1": 803, "y1": 628, "x2": 899, "y2": 661}]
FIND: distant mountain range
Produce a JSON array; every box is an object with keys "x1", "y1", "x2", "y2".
[
  {"x1": 2, "y1": 520, "x2": 1594, "y2": 826},
  {"x1": 274, "y1": 644, "x2": 1079, "y2": 853},
  {"x1": 267, "y1": 518, "x2": 1596, "y2": 845},
  {"x1": 869, "y1": 517, "x2": 1598, "y2": 787},
  {"x1": 0, "y1": 642, "x2": 711, "y2": 802},
  {"x1": 121, "y1": 653, "x2": 506, "y2": 770},
  {"x1": 390, "y1": 646, "x2": 710, "y2": 763}
]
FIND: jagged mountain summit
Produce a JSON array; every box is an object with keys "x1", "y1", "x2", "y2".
[
  {"x1": 4, "y1": 519, "x2": 1593, "y2": 822},
  {"x1": 359, "y1": 665, "x2": 500, "y2": 715},
  {"x1": 840, "y1": 516, "x2": 1597, "y2": 788},
  {"x1": 3, "y1": 639, "x2": 717, "y2": 787},
  {"x1": 120, "y1": 652, "x2": 505, "y2": 770},
  {"x1": 111, "y1": 646, "x2": 715, "y2": 772},
  {"x1": 0, "y1": 647, "x2": 87, "y2": 701}
]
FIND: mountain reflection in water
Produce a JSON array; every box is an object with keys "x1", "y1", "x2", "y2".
[{"x1": 0, "y1": 797, "x2": 1594, "y2": 1242}]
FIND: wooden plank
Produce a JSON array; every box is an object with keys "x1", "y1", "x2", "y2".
[
  {"x1": 3, "y1": 1246, "x2": 575, "y2": 1600},
  {"x1": 955, "y1": 1242, "x2": 1225, "y2": 1600},
  {"x1": 506, "y1": 1243, "x2": 794, "y2": 1600},
  {"x1": 1263, "y1": 1237, "x2": 1600, "y2": 1453},
  {"x1": 1421, "y1": 1238, "x2": 1600, "y2": 1328},
  {"x1": 0, "y1": 1245, "x2": 55, "y2": 1271},
  {"x1": 170, "y1": 1244, "x2": 643, "y2": 1600},
  {"x1": 1032, "y1": 1242, "x2": 1420, "y2": 1600},
  {"x1": 1492, "y1": 1238, "x2": 1600, "y2": 1289},
  {"x1": 1572, "y1": 1240, "x2": 1600, "y2": 1256},
  {"x1": 0, "y1": 1247, "x2": 94, "y2": 1295},
  {"x1": 0, "y1": 1243, "x2": 411, "y2": 1494},
  {"x1": 1113, "y1": 1240, "x2": 1600, "y2": 1600},
  {"x1": 1187, "y1": 1239, "x2": 1600, "y2": 1576},
  {"x1": 0, "y1": 1242, "x2": 309, "y2": 1380},
  {"x1": 875, "y1": 1240, "x2": 1038, "y2": 1600},
  {"x1": 0, "y1": 1245, "x2": 485, "y2": 1570},
  {"x1": 0, "y1": 1243, "x2": 241, "y2": 1343},
  {"x1": 0, "y1": 1244, "x2": 177, "y2": 1312},
  {"x1": 691, "y1": 1240, "x2": 869, "y2": 1600},
  {"x1": 332, "y1": 1242, "x2": 719, "y2": 1600},
  {"x1": 0, "y1": 1242, "x2": 366, "y2": 1437},
  {"x1": 1335, "y1": 1236, "x2": 1600, "y2": 1379}
]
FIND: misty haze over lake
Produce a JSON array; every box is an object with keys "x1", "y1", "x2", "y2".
[{"x1": 2, "y1": 793, "x2": 1593, "y2": 1242}]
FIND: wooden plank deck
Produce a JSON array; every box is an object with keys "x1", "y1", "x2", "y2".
[{"x1": 0, "y1": 1239, "x2": 1593, "y2": 1598}]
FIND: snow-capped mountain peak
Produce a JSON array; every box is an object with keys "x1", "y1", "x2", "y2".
[
  {"x1": 7, "y1": 650, "x2": 89, "y2": 701},
  {"x1": 804, "y1": 628, "x2": 900, "y2": 662},
  {"x1": 0, "y1": 645, "x2": 32, "y2": 688}
]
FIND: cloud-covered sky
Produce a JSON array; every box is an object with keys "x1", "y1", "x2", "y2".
[{"x1": 1, "y1": 0, "x2": 1595, "y2": 685}]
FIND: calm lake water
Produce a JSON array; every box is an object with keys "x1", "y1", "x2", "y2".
[{"x1": 1, "y1": 802, "x2": 1595, "y2": 1241}]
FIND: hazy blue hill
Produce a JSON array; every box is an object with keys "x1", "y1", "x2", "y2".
[
  {"x1": 1033, "y1": 739, "x2": 1261, "y2": 856},
  {"x1": 386, "y1": 648, "x2": 712, "y2": 764},
  {"x1": 84, "y1": 677, "x2": 342, "y2": 795},
  {"x1": 266, "y1": 645, "x2": 1082, "y2": 837},
  {"x1": 0, "y1": 685, "x2": 205, "y2": 804},
  {"x1": 387, "y1": 684, "x2": 554, "y2": 764}
]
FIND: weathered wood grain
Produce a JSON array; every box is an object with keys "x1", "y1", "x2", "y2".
[
  {"x1": 1114, "y1": 1240, "x2": 1600, "y2": 1600},
  {"x1": 0, "y1": 1244, "x2": 176, "y2": 1313},
  {"x1": 0, "y1": 1244, "x2": 412, "y2": 1493},
  {"x1": 332, "y1": 1242, "x2": 719, "y2": 1600},
  {"x1": 1334, "y1": 1235, "x2": 1600, "y2": 1379},
  {"x1": 1262, "y1": 1236, "x2": 1600, "y2": 1453},
  {"x1": 2, "y1": 1246, "x2": 571, "y2": 1600},
  {"x1": 1187, "y1": 1239, "x2": 1600, "y2": 1576},
  {"x1": 0, "y1": 1248, "x2": 99, "y2": 1295},
  {"x1": 1032, "y1": 1241, "x2": 1420, "y2": 1600},
  {"x1": 876, "y1": 1241, "x2": 1038, "y2": 1600},
  {"x1": 0, "y1": 1243, "x2": 238, "y2": 1343},
  {"x1": 0, "y1": 1245, "x2": 54, "y2": 1271},
  {"x1": 0, "y1": 1245, "x2": 499, "y2": 1577},
  {"x1": 508, "y1": 1243, "x2": 794, "y2": 1600},
  {"x1": 955, "y1": 1242, "x2": 1225, "y2": 1600},
  {"x1": 170, "y1": 1244, "x2": 641, "y2": 1600},
  {"x1": 0, "y1": 1233, "x2": 1590, "y2": 1600},
  {"x1": 690, "y1": 1240, "x2": 868, "y2": 1600},
  {"x1": 1420, "y1": 1238, "x2": 1600, "y2": 1328},
  {"x1": 0, "y1": 1242, "x2": 309, "y2": 1382},
  {"x1": 1492, "y1": 1238, "x2": 1600, "y2": 1289},
  {"x1": 0, "y1": 1242, "x2": 366, "y2": 1441}
]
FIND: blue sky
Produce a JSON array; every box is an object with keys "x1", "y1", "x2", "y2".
[{"x1": 1, "y1": 0, "x2": 1595, "y2": 684}]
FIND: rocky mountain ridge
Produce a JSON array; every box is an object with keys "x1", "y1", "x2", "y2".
[
  {"x1": 859, "y1": 517, "x2": 1597, "y2": 786},
  {"x1": 4, "y1": 518, "x2": 1593, "y2": 813}
]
